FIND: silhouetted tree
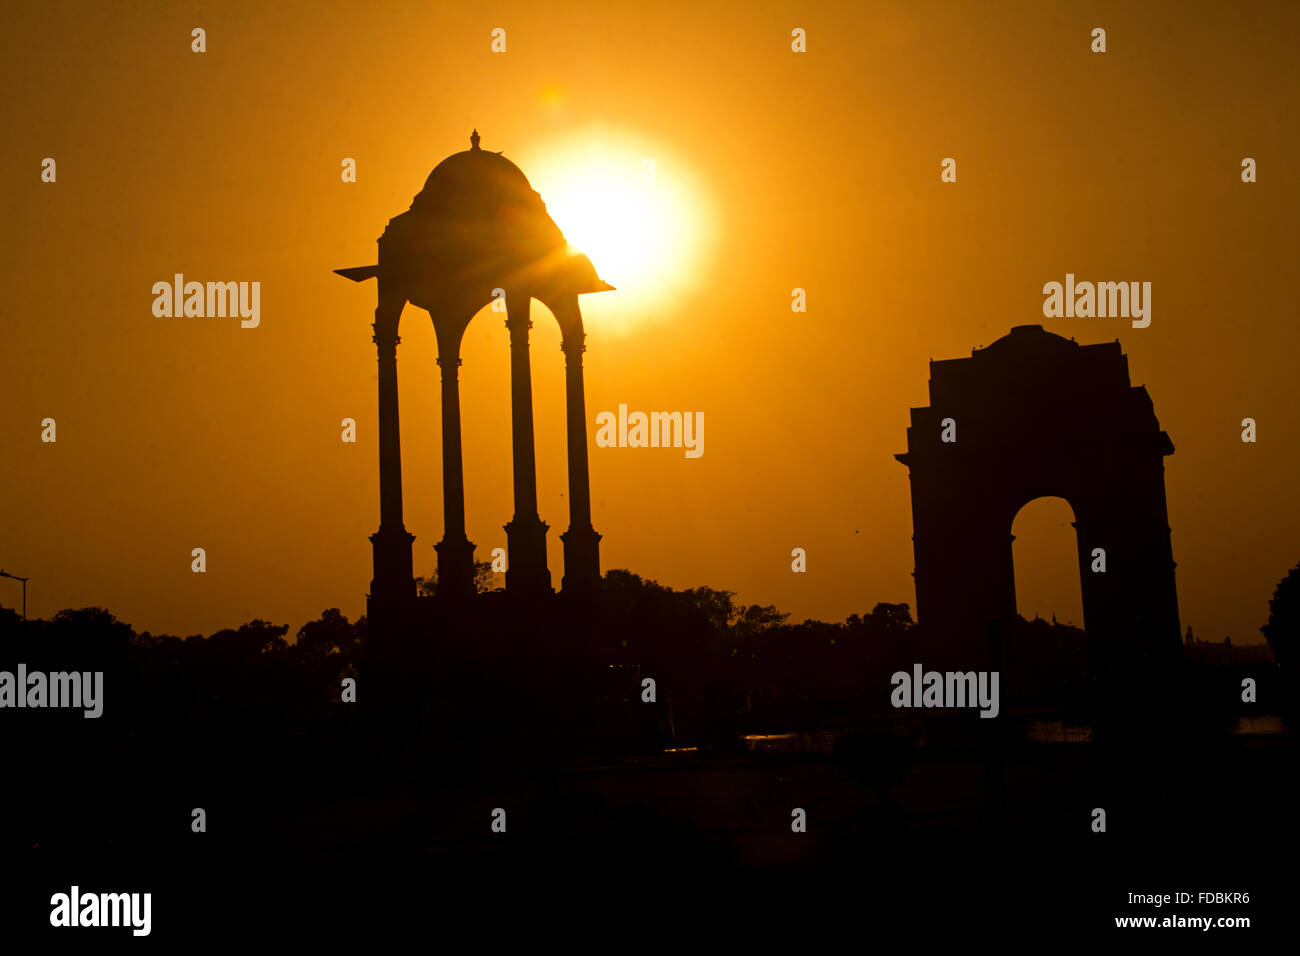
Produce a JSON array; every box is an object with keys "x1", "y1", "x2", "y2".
[
  {"x1": 733, "y1": 603, "x2": 789, "y2": 638},
  {"x1": 678, "y1": 585, "x2": 737, "y2": 630},
  {"x1": 1262, "y1": 562, "x2": 1300, "y2": 667},
  {"x1": 204, "y1": 619, "x2": 289, "y2": 658},
  {"x1": 294, "y1": 608, "x2": 364, "y2": 664},
  {"x1": 416, "y1": 560, "x2": 501, "y2": 596},
  {"x1": 47, "y1": 606, "x2": 134, "y2": 652}
]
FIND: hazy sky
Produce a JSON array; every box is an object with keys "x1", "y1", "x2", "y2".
[{"x1": 2, "y1": 1, "x2": 1296, "y2": 643}]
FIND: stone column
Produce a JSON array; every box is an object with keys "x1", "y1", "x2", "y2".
[
  {"x1": 433, "y1": 324, "x2": 476, "y2": 600},
  {"x1": 368, "y1": 299, "x2": 414, "y2": 610},
  {"x1": 558, "y1": 320, "x2": 602, "y2": 594},
  {"x1": 503, "y1": 293, "x2": 551, "y2": 594}
]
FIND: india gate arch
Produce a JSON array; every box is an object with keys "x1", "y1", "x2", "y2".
[
  {"x1": 895, "y1": 325, "x2": 1182, "y2": 686},
  {"x1": 335, "y1": 132, "x2": 614, "y2": 623}
]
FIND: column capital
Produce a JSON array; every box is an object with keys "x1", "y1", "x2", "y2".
[
  {"x1": 436, "y1": 354, "x2": 462, "y2": 383},
  {"x1": 505, "y1": 315, "x2": 534, "y2": 341}
]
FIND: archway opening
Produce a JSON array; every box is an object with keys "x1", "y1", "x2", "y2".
[
  {"x1": 1012, "y1": 497, "x2": 1082, "y2": 627},
  {"x1": 1008, "y1": 496, "x2": 1088, "y2": 707}
]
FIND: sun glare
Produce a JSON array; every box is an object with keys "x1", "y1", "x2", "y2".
[{"x1": 521, "y1": 131, "x2": 712, "y2": 325}]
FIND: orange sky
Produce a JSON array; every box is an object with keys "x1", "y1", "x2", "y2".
[{"x1": 2, "y1": 0, "x2": 1296, "y2": 643}]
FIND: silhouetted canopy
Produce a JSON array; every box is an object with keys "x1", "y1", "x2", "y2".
[{"x1": 368, "y1": 130, "x2": 613, "y2": 308}]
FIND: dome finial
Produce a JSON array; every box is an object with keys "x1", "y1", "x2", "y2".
[{"x1": 470, "y1": 129, "x2": 481, "y2": 150}]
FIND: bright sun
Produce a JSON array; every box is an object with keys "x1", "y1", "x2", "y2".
[{"x1": 521, "y1": 131, "x2": 712, "y2": 324}]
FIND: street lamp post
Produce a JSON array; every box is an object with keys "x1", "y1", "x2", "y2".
[{"x1": 0, "y1": 570, "x2": 28, "y2": 620}]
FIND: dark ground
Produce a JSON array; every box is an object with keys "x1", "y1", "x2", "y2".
[{"x1": 5, "y1": 721, "x2": 1293, "y2": 941}]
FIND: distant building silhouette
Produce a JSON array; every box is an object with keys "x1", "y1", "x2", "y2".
[
  {"x1": 336, "y1": 132, "x2": 614, "y2": 625},
  {"x1": 1184, "y1": 634, "x2": 1275, "y2": 667},
  {"x1": 896, "y1": 325, "x2": 1182, "y2": 682}
]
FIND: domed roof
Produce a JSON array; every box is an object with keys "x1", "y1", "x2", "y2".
[
  {"x1": 366, "y1": 131, "x2": 614, "y2": 303},
  {"x1": 984, "y1": 324, "x2": 1077, "y2": 354},
  {"x1": 410, "y1": 130, "x2": 536, "y2": 213}
]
